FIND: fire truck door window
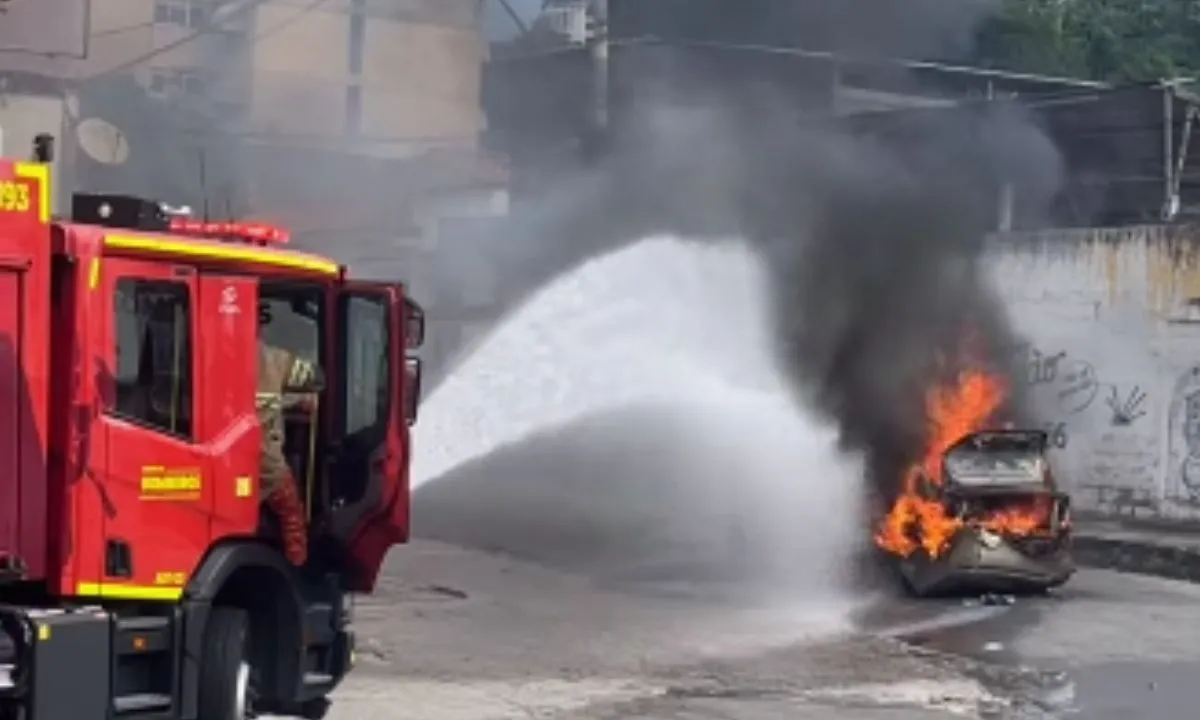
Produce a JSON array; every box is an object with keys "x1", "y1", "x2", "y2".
[
  {"x1": 342, "y1": 296, "x2": 389, "y2": 439},
  {"x1": 112, "y1": 280, "x2": 194, "y2": 439}
]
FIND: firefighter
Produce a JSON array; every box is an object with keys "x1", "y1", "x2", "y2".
[{"x1": 257, "y1": 341, "x2": 322, "y2": 566}]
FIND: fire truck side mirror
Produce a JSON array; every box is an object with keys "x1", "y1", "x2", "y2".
[
  {"x1": 32, "y1": 133, "x2": 55, "y2": 163},
  {"x1": 404, "y1": 357, "x2": 421, "y2": 424},
  {"x1": 405, "y1": 298, "x2": 424, "y2": 350}
]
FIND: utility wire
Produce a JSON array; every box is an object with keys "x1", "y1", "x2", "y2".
[
  {"x1": 494, "y1": 0, "x2": 530, "y2": 34},
  {"x1": 86, "y1": 0, "x2": 263, "y2": 79},
  {"x1": 246, "y1": 0, "x2": 334, "y2": 45},
  {"x1": 86, "y1": 0, "x2": 330, "y2": 81}
]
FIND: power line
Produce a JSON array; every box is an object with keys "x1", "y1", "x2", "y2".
[
  {"x1": 248, "y1": 0, "x2": 333, "y2": 45},
  {"x1": 84, "y1": 0, "x2": 331, "y2": 81},
  {"x1": 86, "y1": 0, "x2": 262, "y2": 79},
  {"x1": 494, "y1": 0, "x2": 530, "y2": 34}
]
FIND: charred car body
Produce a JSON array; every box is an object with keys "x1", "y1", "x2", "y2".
[{"x1": 897, "y1": 429, "x2": 1075, "y2": 597}]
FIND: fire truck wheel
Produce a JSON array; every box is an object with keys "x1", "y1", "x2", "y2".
[{"x1": 198, "y1": 607, "x2": 253, "y2": 720}]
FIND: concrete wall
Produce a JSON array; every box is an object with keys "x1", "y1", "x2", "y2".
[
  {"x1": 0, "y1": 0, "x2": 87, "y2": 73},
  {"x1": 992, "y1": 225, "x2": 1200, "y2": 522}
]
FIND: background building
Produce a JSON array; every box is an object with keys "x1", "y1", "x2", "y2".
[
  {"x1": 0, "y1": 0, "x2": 509, "y2": 378},
  {"x1": 73, "y1": 0, "x2": 487, "y2": 151},
  {"x1": 1, "y1": 0, "x2": 498, "y2": 239}
]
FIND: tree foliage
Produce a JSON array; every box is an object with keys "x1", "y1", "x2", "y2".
[{"x1": 977, "y1": 0, "x2": 1200, "y2": 83}]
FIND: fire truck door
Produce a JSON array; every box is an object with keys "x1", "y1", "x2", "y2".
[
  {"x1": 325, "y1": 282, "x2": 408, "y2": 592},
  {"x1": 195, "y1": 273, "x2": 259, "y2": 537},
  {"x1": 92, "y1": 259, "x2": 210, "y2": 599}
]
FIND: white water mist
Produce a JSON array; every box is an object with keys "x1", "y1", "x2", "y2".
[{"x1": 411, "y1": 235, "x2": 863, "y2": 600}]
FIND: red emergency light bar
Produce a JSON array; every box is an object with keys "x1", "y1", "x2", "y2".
[{"x1": 167, "y1": 217, "x2": 291, "y2": 246}]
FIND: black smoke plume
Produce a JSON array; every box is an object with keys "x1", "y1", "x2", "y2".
[
  {"x1": 745, "y1": 103, "x2": 1059, "y2": 507},
  {"x1": 473, "y1": 0, "x2": 1063, "y2": 509}
]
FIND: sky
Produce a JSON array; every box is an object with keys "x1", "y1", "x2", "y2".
[{"x1": 482, "y1": 0, "x2": 544, "y2": 41}]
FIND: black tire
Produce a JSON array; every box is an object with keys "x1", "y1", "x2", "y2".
[{"x1": 198, "y1": 607, "x2": 252, "y2": 720}]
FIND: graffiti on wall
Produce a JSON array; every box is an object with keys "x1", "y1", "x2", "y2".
[
  {"x1": 1008, "y1": 343, "x2": 1092, "y2": 451},
  {"x1": 1040, "y1": 421, "x2": 1069, "y2": 449},
  {"x1": 1106, "y1": 385, "x2": 1149, "y2": 426},
  {"x1": 1010, "y1": 342, "x2": 1100, "y2": 416},
  {"x1": 1058, "y1": 359, "x2": 1102, "y2": 415},
  {"x1": 1009, "y1": 341, "x2": 1161, "y2": 512},
  {"x1": 1168, "y1": 365, "x2": 1200, "y2": 505},
  {"x1": 1022, "y1": 347, "x2": 1065, "y2": 386}
]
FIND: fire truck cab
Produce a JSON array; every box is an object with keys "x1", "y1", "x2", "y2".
[{"x1": 0, "y1": 156, "x2": 424, "y2": 720}]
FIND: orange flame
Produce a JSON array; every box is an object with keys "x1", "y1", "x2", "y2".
[
  {"x1": 978, "y1": 495, "x2": 1055, "y2": 536},
  {"x1": 874, "y1": 365, "x2": 1007, "y2": 559}
]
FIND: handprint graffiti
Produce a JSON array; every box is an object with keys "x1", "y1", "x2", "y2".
[{"x1": 1106, "y1": 385, "x2": 1148, "y2": 426}]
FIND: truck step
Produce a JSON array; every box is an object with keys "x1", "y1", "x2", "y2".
[
  {"x1": 303, "y1": 602, "x2": 336, "y2": 647},
  {"x1": 303, "y1": 672, "x2": 333, "y2": 685},
  {"x1": 113, "y1": 693, "x2": 171, "y2": 713},
  {"x1": 0, "y1": 663, "x2": 13, "y2": 691},
  {"x1": 113, "y1": 613, "x2": 173, "y2": 658},
  {"x1": 115, "y1": 616, "x2": 169, "y2": 632}
]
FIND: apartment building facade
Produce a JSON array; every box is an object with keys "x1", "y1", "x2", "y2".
[
  {"x1": 58, "y1": 0, "x2": 484, "y2": 142},
  {"x1": 2, "y1": 0, "x2": 508, "y2": 377},
  {"x1": 1, "y1": 0, "x2": 498, "y2": 230}
]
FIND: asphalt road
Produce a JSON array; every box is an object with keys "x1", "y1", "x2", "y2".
[
  {"x1": 876, "y1": 568, "x2": 1200, "y2": 719},
  {"x1": 310, "y1": 544, "x2": 1200, "y2": 720},
  {"x1": 313, "y1": 402, "x2": 1200, "y2": 720}
]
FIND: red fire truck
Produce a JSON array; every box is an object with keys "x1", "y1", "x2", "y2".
[{"x1": 0, "y1": 153, "x2": 424, "y2": 720}]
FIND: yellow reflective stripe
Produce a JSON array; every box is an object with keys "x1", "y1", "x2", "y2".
[
  {"x1": 287, "y1": 362, "x2": 302, "y2": 387},
  {"x1": 13, "y1": 162, "x2": 50, "y2": 223},
  {"x1": 75, "y1": 582, "x2": 184, "y2": 600},
  {"x1": 287, "y1": 358, "x2": 315, "y2": 387},
  {"x1": 104, "y1": 233, "x2": 340, "y2": 276},
  {"x1": 256, "y1": 392, "x2": 283, "y2": 410}
]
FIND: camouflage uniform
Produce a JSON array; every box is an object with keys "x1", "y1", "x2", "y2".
[{"x1": 256, "y1": 344, "x2": 321, "y2": 565}]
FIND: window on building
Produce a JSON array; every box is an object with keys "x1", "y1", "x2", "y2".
[
  {"x1": 113, "y1": 279, "x2": 194, "y2": 438},
  {"x1": 154, "y1": 0, "x2": 208, "y2": 28},
  {"x1": 146, "y1": 68, "x2": 207, "y2": 99}
]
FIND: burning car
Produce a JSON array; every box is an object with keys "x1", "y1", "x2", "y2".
[
  {"x1": 875, "y1": 369, "x2": 1074, "y2": 597},
  {"x1": 895, "y1": 429, "x2": 1073, "y2": 596}
]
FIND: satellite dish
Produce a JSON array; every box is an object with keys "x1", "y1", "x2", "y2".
[{"x1": 76, "y1": 117, "x2": 130, "y2": 166}]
